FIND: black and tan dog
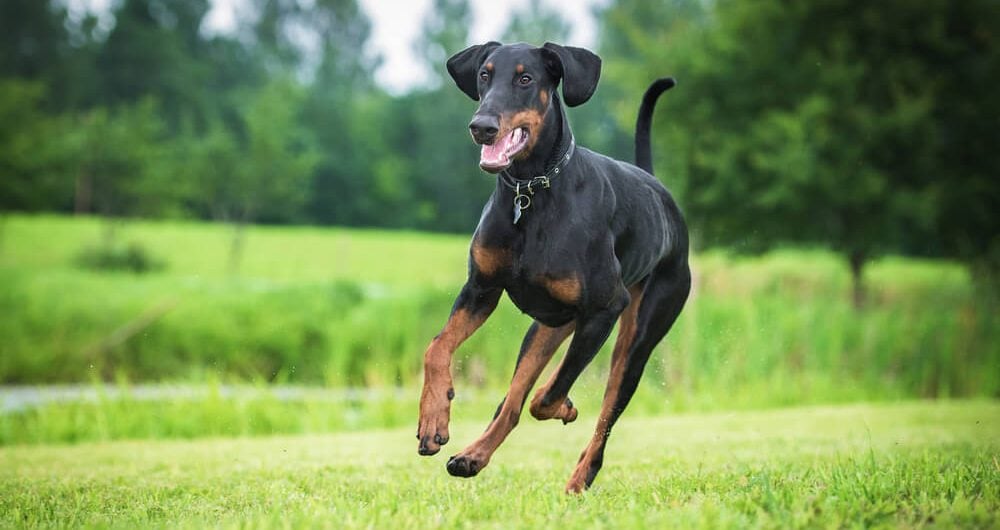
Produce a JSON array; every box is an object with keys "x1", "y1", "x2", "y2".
[{"x1": 416, "y1": 41, "x2": 691, "y2": 493}]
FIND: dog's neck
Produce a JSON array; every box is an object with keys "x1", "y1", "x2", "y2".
[{"x1": 502, "y1": 94, "x2": 573, "y2": 181}]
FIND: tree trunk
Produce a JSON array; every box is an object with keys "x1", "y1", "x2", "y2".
[
  {"x1": 102, "y1": 218, "x2": 119, "y2": 247},
  {"x1": 228, "y1": 219, "x2": 246, "y2": 274},
  {"x1": 849, "y1": 250, "x2": 866, "y2": 309},
  {"x1": 74, "y1": 170, "x2": 92, "y2": 215}
]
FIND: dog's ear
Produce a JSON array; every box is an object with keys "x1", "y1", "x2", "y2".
[
  {"x1": 447, "y1": 42, "x2": 502, "y2": 101},
  {"x1": 541, "y1": 42, "x2": 602, "y2": 107}
]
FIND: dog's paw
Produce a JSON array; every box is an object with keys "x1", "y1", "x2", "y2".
[
  {"x1": 417, "y1": 387, "x2": 453, "y2": 455},
  {"x1": 564, "y1": 477, "x2": 588, "y2": 494},
  {"x1": 446, "y1": 454, "x2": 485, "y2": 477},
  {"x1": 530, "y1": 394, "x2": 578, "y2": 424}
]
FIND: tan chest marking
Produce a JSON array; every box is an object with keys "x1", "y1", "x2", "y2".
[
  {"x1": 471, "y1": 245, "x2": 511, "y2": 277},
  {"x1": 541, "y1": 274, "x2": 582, "y2": 305}
]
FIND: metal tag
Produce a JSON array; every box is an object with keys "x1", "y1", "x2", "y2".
[{"x1": 512, "y1": 182, "x2": 530, "y2": 224}]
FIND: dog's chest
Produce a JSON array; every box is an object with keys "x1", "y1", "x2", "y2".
[{"x1": 495, "y1": 239, "x2": 586, "y2": 325}]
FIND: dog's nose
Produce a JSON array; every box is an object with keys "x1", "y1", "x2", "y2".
[{"x1": 469, "y1": 115, "x2": 500, "y2": 144}]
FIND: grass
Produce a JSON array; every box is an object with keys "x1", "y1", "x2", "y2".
[
  {"x1": 1, "y1": 214, "x2": 997, "y2": 404},
  {"x1": 2, "y1": 215, "x2": 997, "y2": 528},
  {"x1": 2, "y1": 401, "x2": 997, "y2": 529}
]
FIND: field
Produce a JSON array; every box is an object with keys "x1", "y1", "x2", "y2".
[
  {"x1": 1, "y1": 214, "x2": 998, "y2": 528},
  {"x1": 1, "y1": 214, "x2": 996, "y2": 404},
  {"x1": 2, "y1": 402, "x2": 998, "y2": 529}
]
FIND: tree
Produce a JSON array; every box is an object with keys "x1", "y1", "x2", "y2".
[
  {"x1": 598, "y1": 0, "x2": 1000, "y2": 305},
  {"x1": 185, "y1": 78, "x2": 319, "y2": 271},
  {"x1": 502, "y1": 3, "x2": 571, "y2": 44},
  {"x1": 415, "y1": 0, "x2": 473, "y2": 88},
  {"x1": 0, "y1": 80, "x2": 73, "y2": 213},
  {"x1": 379, "y1": 0, "x2": 494, "y2": 232},
  {"x1": 300, "y1": 0, "x2": 387, "y2": 227},
  {"x1": 96, "y1": 0, "x2": 214, "y2": 130},
  {"x1": 66, "y1": 99, "x2": 172, "y2": 220}
]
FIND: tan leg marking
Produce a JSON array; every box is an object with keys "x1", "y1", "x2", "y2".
[
  {"x1": 529, "y1": 352, "x2": 579, "y2": 424},
  {"x1": 448, "y1": 323, "x2": 574, "y2": 470},
  {"x1": 418, "y1": 308, "x2": 490, "y2": 455},
  {"x1": 566, "y1": 285, "x2": 644, "y2": 493}
]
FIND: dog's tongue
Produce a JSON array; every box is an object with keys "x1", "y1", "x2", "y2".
[{"x1": 480, "y1": 129, "x2": 523, "y2": 170}]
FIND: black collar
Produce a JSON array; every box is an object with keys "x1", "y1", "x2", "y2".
[{"x1": 498, "y1": 135, "x2": 576, "y2": 224}]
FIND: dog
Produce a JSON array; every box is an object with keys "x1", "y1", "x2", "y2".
[{"x1": 417, "y1": 41, "x2": 691, "y2": 493}]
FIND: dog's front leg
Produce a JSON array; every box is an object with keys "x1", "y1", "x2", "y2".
[
  {"x1": 417, "y1": 282, "x2": 501, "y2": 456},
  {"x1": 445, "y1": 321, "x2": 575, "y2": 477}
]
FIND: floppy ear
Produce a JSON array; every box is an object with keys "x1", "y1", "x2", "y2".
[
  {"x1": 541, "y1": 42, "x2": 602, "y2": 107},
  {"x1": 446, "y1": 41, "x2": 502, "y2": 101}
]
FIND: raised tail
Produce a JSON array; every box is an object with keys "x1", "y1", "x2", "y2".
[{"x1": 634, "y1": 77, "x2": 676, "y2": 175}]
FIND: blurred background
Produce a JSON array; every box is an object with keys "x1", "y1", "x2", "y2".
[{"x1": 0, "y1": 0, "x2": 997, "y2": 444}]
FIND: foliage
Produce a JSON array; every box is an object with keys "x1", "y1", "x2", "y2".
[
  {"x1": 416, "y1": 0, "x2": 473, "y2": 87},
  {"x1": 74, "y1": 239, "x2": 165, "y2": 274},
  {"x1": 66, "y1": 99, "x2": 175, "y2": 218},
  {"x1": 503, "y1": 3, "x2": 571, "y2": 44},
  {"x1": 0, "y1": 79, "x2": 72, "y2": 212},
  {"x1": 1, "y1": 402, "x2": 997, "y2": 529},
  {"x1": 597, "y1": 0, "x2": 1000, "y2": 298},
  {"x1": 1, "y1": 0, "x2": 994, "y2": 286}
]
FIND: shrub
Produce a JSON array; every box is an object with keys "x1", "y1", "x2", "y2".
[{"x1": 75, "y1": 240, "x2": 165, "y2": 274}]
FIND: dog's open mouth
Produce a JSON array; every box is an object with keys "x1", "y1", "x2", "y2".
[{"x1": 480, "y1": 127, "x2": 529, "y2": 173}]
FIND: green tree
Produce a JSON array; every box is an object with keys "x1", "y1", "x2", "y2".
[
  {"x1": 416, "y1": 0, "x2": 472, "y2": 87},
  {"x1": 502, "y1": 3, "x2": 571, "y2": 44},
  {"x1": 0, "y1": 0, "x2": 102, "y2": 110},
  {"x1": 0, "y1": 1, "x2": 66, "y2": 80},
  {"x1": 67, "y1": 99, "x2": 172, "y2": 219},
  {"x1": 207, "y1": 79, "x2": 319, "y2": 271},
  {"x1": 599, "y1": 0, "x2": 1000, "y2": 304},
  {"x1": 96, "y1": 0, "x2": 214, "y2": 129},
  {"x1": 0, "y1": 80, "x2": 73, "y2": 213},
  {"x1": 300, "y1": 0, "x2": 387, "y2": 227},
  {"x1": 378, "y1": 0, "x2": 493, "y2": 232}
]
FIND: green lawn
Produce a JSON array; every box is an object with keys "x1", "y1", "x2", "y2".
[{"x1": 2, "y1": 401, "x2": 997, "y2": 529}]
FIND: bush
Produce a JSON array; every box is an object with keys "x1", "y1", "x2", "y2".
[{"x1": 75, "y1": 240, "x2": 165, "y2": 274}]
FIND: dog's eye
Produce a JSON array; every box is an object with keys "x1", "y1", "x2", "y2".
[
  {"x1": 518, "y1": 74, "x2": 532, "y2": 86},
  {"x1": 480, "y1": 71, "x2": 489, "y2": 82}
]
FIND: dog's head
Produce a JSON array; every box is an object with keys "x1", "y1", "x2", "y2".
[{"x1": 447, "y1": 42, "x2": 601, "y2": 173}]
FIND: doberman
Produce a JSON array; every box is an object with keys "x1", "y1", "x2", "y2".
[{"x1": 416, "y1": 41, "x2": 691, "y2": 493}]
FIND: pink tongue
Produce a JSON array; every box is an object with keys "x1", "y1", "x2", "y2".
[{"x1": 481, "y1": 130, "x2": 518, "y2": 168}]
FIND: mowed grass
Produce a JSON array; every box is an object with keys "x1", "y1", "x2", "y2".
[
  {"x1": 0, "y1": 213, "x2": 469, "y2": 287},
  {"x1": 2, "y1": 401, "x2": 997, "y2": 529}
]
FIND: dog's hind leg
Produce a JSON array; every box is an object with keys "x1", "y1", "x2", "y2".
[
  {"x1": 565, "y1": 258, "x2": 691, "y2": 493},
  {"x1": 529, "y1": 285, "x2": 631, "y2": 426},
  {"x1": 446, "y1": 321, "x2": 574, "y2": 477},
  {"x1": 528, "y1": 357, "x2": 579, "y2": 424}
]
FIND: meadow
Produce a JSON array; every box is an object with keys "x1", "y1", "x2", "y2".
[
  {"x1": 1, "y1": 214, "x2": 998, "y2": 528},
  {"x1": 1, "y1": 214, "x2": 996, "y2": 401}
]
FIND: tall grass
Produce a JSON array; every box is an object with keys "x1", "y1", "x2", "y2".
[{"x1": 1, "y1": 214, "x2": 996, "y2": 405}]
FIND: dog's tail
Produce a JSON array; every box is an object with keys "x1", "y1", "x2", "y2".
[{"x1": 634, "y1": 77, "x2": 676, "y2": 175}]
